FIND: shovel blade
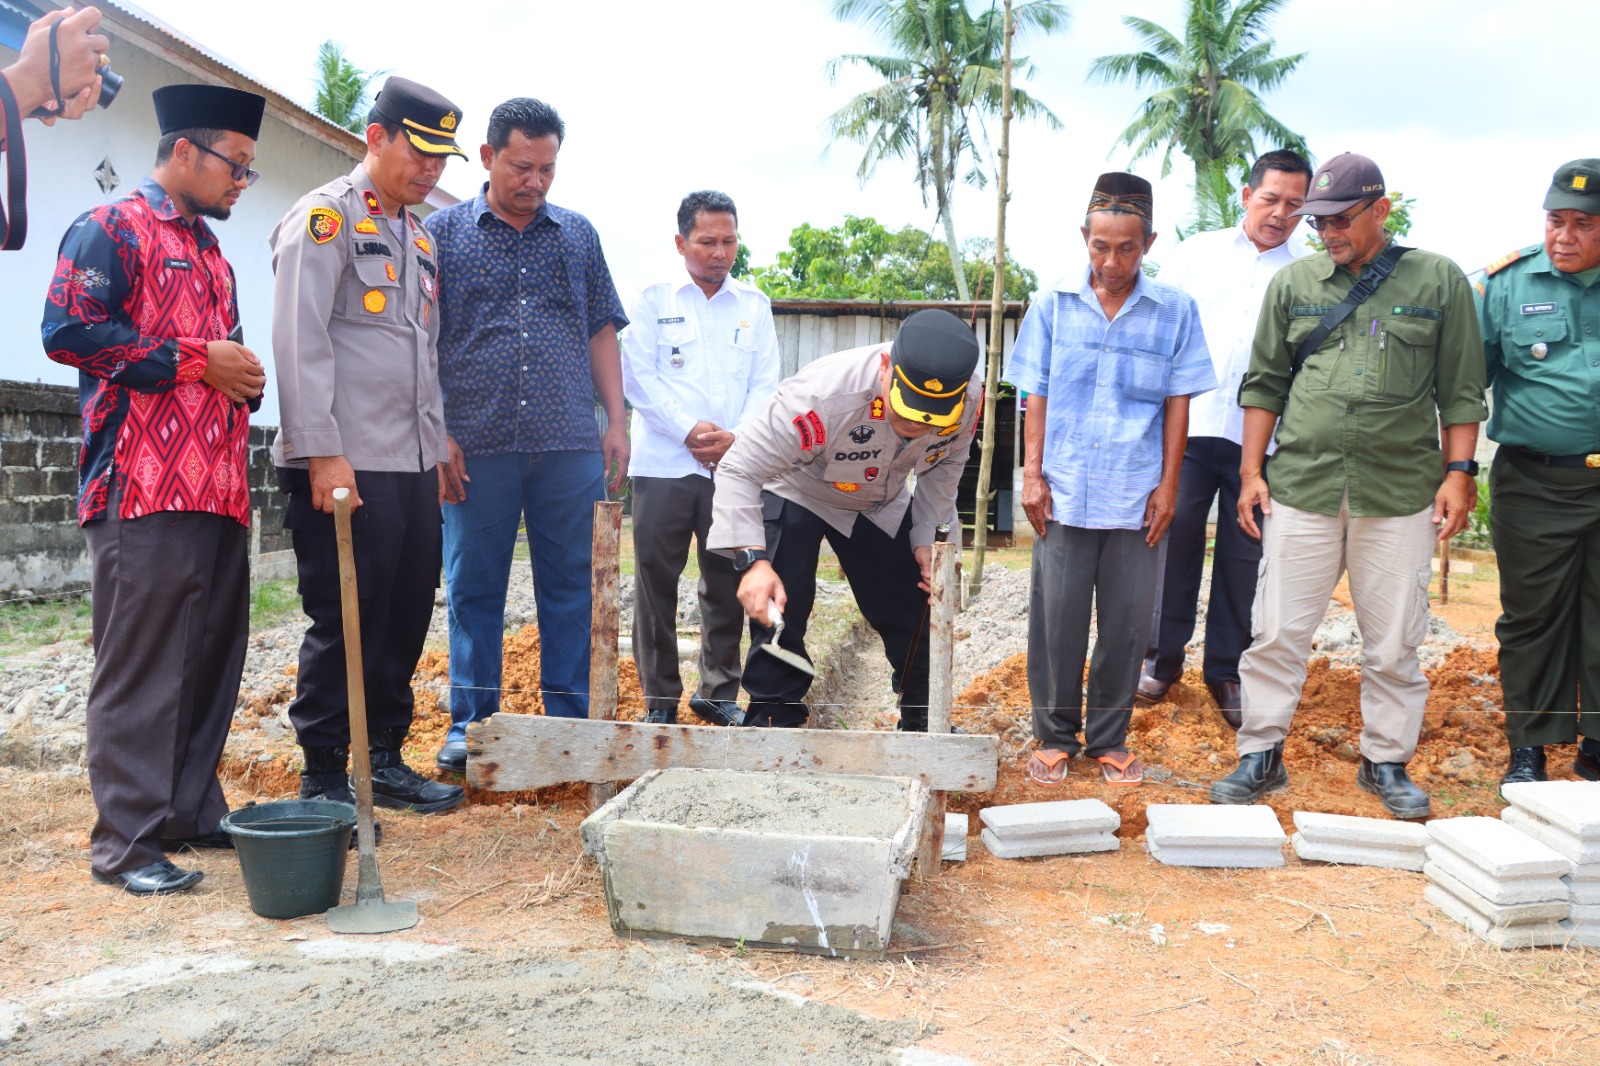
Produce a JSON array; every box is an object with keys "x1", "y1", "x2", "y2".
[
  {"x1": 759, "y1": 643, "x2": 817, "y2": 678},
  {"x1": 326, "y1": 898, "x2": 419, "y2": 934}
]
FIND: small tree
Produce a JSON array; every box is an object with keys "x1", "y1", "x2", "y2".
[{"x1": 314, "y1": 41, "x2": 382, "y2": 135}]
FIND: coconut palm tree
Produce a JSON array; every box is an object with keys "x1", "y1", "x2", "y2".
[
  {"x1": 826, "y1": 0, "x2": 1067, "y2": 300},
  {"x1": 313, "y1": 41, "x2": 382, "y2": 135},
  {"x1": 1088, "y1": 0, "x2": 1307, "y2": 184}
]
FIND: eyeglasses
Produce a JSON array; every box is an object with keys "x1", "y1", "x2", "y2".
[
  {"x1": 1307, "y1": 199, "x2": 1376, "y2": 233},
  {"x1": 191, "y1": 141, "x2": 261, "y2": 187}
]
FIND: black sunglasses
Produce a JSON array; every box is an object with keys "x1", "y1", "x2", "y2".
[
  {"x1": 1307, "y1": 199, "x2": 1377, "y2": 233},
  {"x1": 191, "y1": 141, "x2": 261, "y2": 187}
]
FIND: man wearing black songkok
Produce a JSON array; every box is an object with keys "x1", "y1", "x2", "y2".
[{"x1": 43, "y1": 84, "x2": 269, "y2": 895}]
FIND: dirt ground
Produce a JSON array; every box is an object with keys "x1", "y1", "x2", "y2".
[{"x1": 3, "y1": 565, "x2": 1597, "y2": 1065}]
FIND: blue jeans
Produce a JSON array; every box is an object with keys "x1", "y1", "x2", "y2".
[{"x1": 442, "y1": 450, "x2": 604, "y2": 739}]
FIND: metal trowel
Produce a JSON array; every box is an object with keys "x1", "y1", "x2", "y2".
[
  {"x1": 759, "y1": 599, "x2": 817, "y2": 677},
  {"x1": 326, "y1": 488, "x2": 419, "y2": 934}
]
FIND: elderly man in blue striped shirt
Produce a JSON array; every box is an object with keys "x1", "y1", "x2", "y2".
[{"x1": 1007, "y1": 173, "x2": 1216, "y2": 787}]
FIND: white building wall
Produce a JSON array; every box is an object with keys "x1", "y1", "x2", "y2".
[{"x1": 0, "y1": 38, "x2": 362, "y2": 431}]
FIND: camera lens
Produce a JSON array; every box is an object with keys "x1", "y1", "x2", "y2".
[{"x1": 98, "y1": 67, "x2": 123, "y2": 109}]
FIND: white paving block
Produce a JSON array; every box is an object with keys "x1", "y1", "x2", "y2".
[
  {"x1": 981, "y1": 828, "x2": 1119, "y2": 859},
  {"x1": 1561, "y1": 921, "x2": 1600, "y2": 948},
  {"x1": 1500, "y1": 780, "x2": 1600, "y2": 839},
  {"x1": 979, "y1": 798, "x2": 1119, "y2": 840},
  {"x1": 1424, "y1": 885, "x2": 1570, "y2": 949},
  {"x1": 942, "y1": 814, "x2": 968, "y2": 861},
  {"x1": 1572, "y1": 902, "x2": 1600, "y2": 923},
  {"x1": 1501, "y1": 807, "x2": 1600, "y2": 865},
  {"x1": 1292, "y1": 811, "x2": 1430, "y2": 852},
  {"x1": 1291, "y1": 833, "x2": 1426, "y2": 871},
  {"x1": 1146, "y1": 804, "x2": 1287, "y2": 849},
  {"x1": 1566, "y1": 873, "x2": 1600, "y2": 906},
  {"x1": 1148, "y1": 841, "x2": 1284, "y2": 869},
  {"x1": 1426, "y1": 816, "x2": 1571, "y2": 879},
  {"x1": 1425, "y1": 862, "x2": 1570, "y2": 926},
  {"x1": 1424, "y1": 845, "x2": 1568, "y2": 905}
]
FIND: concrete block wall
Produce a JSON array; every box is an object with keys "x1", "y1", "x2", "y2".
[{"x1": 0, "y1": 380, "x2": 290, "y2": 597}]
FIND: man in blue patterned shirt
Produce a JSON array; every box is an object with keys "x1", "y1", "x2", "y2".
[
  {"x1": 1006, "y1": 173, "x2": 1215, "y2": 788},
  {"x1": 426, "y1": 97, "x2": 629, "y2": 773}
]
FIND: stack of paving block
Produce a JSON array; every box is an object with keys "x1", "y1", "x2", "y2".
[
  {"x1": 1500, "y1": 781, "x2": 1600, "y2": 948},
  {"x1": 1423, "y1": 816, "x2": 1571, "y2": 948},
  {"x1": 978, "y1": 798, "x2": 1119, "y2": 859},
  {"x1": 1145, "y1": 804, "x2": 1285, "y2": 868},
  {"x1": 1290, "y1": 811, "x2": 1429, "y2": 871}
]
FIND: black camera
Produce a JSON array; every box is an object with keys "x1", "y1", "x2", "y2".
[{"x1": 95, "y1": 64, "x2": 122, "y2": 109}]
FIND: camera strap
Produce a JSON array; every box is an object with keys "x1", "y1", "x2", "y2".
[
  {"x1": 0, "y1": 71, "x2": 26, "y2": 251},
  {"x1": 1291, "y1": 244, "x2": 1411, "y2": 375}
]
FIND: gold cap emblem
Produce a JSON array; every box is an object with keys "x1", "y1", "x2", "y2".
[
  {"x1": 923, "y1": 378, "x2": 943, "y2": 392},
  {"x1": 440, "y1": 111, "x2": 457, "y2": 131},
  {"x1": 1575, "y1": 174, "x2": 1589, "y2": 192}
]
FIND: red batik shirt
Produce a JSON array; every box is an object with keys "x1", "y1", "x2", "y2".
[{"x1": 43, "y1": 178, "x2": 254, "y2": 526}]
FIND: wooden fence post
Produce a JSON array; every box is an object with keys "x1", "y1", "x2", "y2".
[
  {"x1": 588, "y1": 500, "x2": 623, "y2": 810},
  {"x1": 916, "y1": 539, "x2": 960, "y2": 878}
]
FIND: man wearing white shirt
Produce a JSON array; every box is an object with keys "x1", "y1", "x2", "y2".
[
  {"x1": 1137, "y1": 150, "x2": 1313, "y2": 727},
  {"x1": 621, "y1": 191, "x2": 781, "y2": 725}
]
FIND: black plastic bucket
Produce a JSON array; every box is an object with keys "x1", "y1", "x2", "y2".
[{"x1": 221, "y1": 799, "x2": 356, "y2": 919}]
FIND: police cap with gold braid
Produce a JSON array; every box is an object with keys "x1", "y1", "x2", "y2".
[
  {"x1": 369, "y1": 76, "x2": 466, "y2": 159},
  {"x1": 888, "y1": 309, "x2": 981, "y2": 428}
]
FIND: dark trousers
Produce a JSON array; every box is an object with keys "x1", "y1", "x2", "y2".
[
  {"x1": 742, "y1": 493, "x2": 930, "y2": 729},
  {"x1": 1146, "y1": 436, "x2": 1262, "y2": 685},
  {"x1": 281, "y1": 467, "x2": 441, "y2": 748},
  {"x1": 1490, "y1": 448, "x2": 1600, "y2": 748},
  {"x1": 83, "y1": 494, "x2": 248, "y2": 875},
  {"x1": 631, "y1": 474, "x2": 743, "y2": 713},
  {"x1": 1029, "y1": 523, "x2": 1159, "y2": 758}
]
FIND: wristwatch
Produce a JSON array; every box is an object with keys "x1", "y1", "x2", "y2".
[
  {"x1": 732, "y1": 548, "x2": 770, "y2": 572},
  {"x1": 1445, "y1": 460, "x2": 1480, "y2": 477}
]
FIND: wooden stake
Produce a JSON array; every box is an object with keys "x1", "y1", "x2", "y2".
[
  {"x1": 588, "y1": 500, "x2": 622, "y2": 811},
  {"x1": 916, "y1": 540, "x2": 960, "y2": 879}
]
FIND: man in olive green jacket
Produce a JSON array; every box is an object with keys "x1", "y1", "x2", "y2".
[{"x1": 1210, "y1": 153, "x2": 1487, "y2": 819}]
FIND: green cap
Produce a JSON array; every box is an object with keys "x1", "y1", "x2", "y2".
[{"x1": 1544, "y1": 159, "x2": 1600, "y2": 213}]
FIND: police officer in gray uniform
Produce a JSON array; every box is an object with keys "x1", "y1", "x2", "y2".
[
  {"x1": 270, "y1": 77, "x2": 466, "y2": 814},
  {"x1": 708, "y1": 309, "x2": 982, "y2": 730}
]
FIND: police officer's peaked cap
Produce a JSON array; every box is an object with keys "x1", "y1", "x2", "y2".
[
  {"x1": 888, "y1": 310, "x2": 980, "y2": 428},
  {"x1": 370, "y1": 76, "x2": 466, "y2": 159},
  {"x1": 1544, "y1": 159, "x2": 1600, "y2": 214},
  {"x1": 1293, "y1": 153, "x2": 1386, "y2": 217},
  {"x1": 153, "y1": 85, "x2": 265, "y2": 140}
]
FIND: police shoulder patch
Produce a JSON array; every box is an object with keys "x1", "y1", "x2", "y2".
[
  {"x1": 307, "y1": 206, "x2": 342, "y2": 244},
  {"x1": 793, "y1": 414, "x2": 814, "y2": 451}
]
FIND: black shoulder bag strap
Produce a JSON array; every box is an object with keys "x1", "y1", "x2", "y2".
[
  {"x1": 1292, "y1": 244, "x2": 1412, "y2": 375},
  {"x1": 0, "y1": 69, "x2": 27, "y2": 251}
]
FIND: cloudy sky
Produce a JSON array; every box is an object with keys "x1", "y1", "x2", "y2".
[{"x1": 125, "y1": 0, "x2": 1600, "y2": 292}]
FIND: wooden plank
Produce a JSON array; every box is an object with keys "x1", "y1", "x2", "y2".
[
  {"x1": 588, "y1": 501, "x2": 622, "y2": 810},
  {"x1": 817, "y1": 315, "x2": 837, "y2": 359},
  {"x1": 916, "y1": 541, "x2": 961, "y2": 878},
  {"x1": 468, "y1": 716, "x2": 998, "y2": 792}
]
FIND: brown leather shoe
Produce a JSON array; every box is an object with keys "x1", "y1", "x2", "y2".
[
  {"x1": 1135, "y1": 668, "x2": 1174, "y2": 706},
  {"x1": 1208, "y1": 680, "x2": 1243, "y2": 730}
]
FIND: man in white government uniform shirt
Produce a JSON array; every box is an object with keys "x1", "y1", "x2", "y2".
[
  {"x1": 1136, "y1": 150, "x2": 1313, "y2": 728},
  {"x1": 621, "y1": 191, "x2": 781, "y2": 725}
]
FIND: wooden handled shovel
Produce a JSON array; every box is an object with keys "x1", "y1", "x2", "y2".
[{"x1": 326, "y1": 487, "x2": 418, "y2": 934}]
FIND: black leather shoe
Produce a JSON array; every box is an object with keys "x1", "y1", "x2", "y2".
[
  {"x1": 92, "y1": 859, "x2": 203, "y2": 896},
  {"x1": 160, "y1": 827, "x2": 234, "y2": 851},
  {"x1": 435, "y1": 739, "x2": 467, "y2": 774},
  {"x1": 1209, "y1": 742, "x2": 1287, "y2": 803},
  {"x1": 644, "y1": 708, "x2": 678, "y2": 724},
  {"x1": 369, "y1": 729, "x2": 465, "y2": 814},
  {"x1": 1500, "y1": 746, "x2": 1546, "y2": 792},
  {"x1": 1134, "y1": 664, "x2": 1174, "y2": 706},
  {"x1": 1207, "y1": 680, "x2": 1243, "y2": 730},
  {"x1": 688, "y1": 695, "x2": 742, "y2": 727},
  {"x1": 1577, "y1": 739, "x2": 1600, "y2": 782},
  {"x1": 1357, "y1": 757, "x2": 1431, "y2": 820}
]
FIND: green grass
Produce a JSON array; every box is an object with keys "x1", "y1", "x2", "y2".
[
  {"x1": 0, "y1": 594, "x2": 94, "y2": 648},
  {"x1": 250, "y1": 578, "x2": 303, "y2": 629}
]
